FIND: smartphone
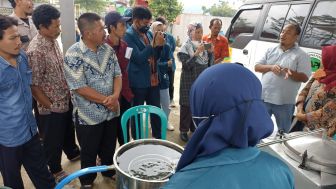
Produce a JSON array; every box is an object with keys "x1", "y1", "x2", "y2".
[{"x1": 204, "y1": 43, "x2": 211, "y2": 50}]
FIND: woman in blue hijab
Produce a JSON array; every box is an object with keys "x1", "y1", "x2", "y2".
[{"x1": 162, "y1": 64, "x2": 294, "y2": 189}]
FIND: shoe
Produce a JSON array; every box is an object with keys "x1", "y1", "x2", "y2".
[
  {"x1": 170, "y1": 100, "x2": 176, "y2": 108},
  {"x1": 54, "y1": 170, "x2": 69, "y2": 183},
  {"x1": 180, "y1": 132, "x2": 189, "y2": 142},
  {"x1": 80, "y1": 185, "x2": 93, "y2": 189},
  {"x1": 167, "y1": 123, "x2": 174, "y2": 131}
]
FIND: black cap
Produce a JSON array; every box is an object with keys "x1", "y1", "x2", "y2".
[
  {"x1": 105, "y1": 11, "x2": 131, "y2": 28},
  {"x1": 123, "y1": 8, "x2": 133, "y2": 18}
]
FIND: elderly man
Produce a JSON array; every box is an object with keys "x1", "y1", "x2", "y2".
[
  {"x1": 64, "y1": 12, "x2": 122, "y2": 188},
  {"x1": 255, "y1": 23, "x2": 311, "y2": 133},
  {"x1": 202, "y1": 18, "x2": 229, "y2": 64},
  {"x1": 27, "y1": 4, "x2": 80, "y2": 183}
]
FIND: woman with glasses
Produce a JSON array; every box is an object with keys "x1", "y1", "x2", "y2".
[{"x1": 162, "y1": 63, "x2": 294, "y2": 189}]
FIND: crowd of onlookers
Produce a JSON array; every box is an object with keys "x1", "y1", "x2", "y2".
[{"x1": 1, "y1": 0, "x2": 335, "y2": 189}]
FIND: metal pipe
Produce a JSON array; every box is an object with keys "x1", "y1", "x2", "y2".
[{"x1": 257, "y1": 128, "x2": 326, "y2": 148}]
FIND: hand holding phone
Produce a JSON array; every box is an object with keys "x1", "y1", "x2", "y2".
[{"x1": 204, "y1": 43, "x2": 211, "y2": 50}]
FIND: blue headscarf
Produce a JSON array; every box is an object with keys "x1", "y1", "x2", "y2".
[{"x1": 176, "y1": 64, "x2": 274, "y2": 170}]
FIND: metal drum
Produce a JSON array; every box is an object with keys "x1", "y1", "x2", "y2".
[
  {"x1": 261, "y1": 131, "x2": 336, "y2": 189},
  {"x1": 113, "y1": 139, "x2": 184, "y2": 189}
]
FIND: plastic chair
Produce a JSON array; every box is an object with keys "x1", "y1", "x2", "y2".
[{"x1": 121, "y1": 105, "x2": 167, "y2": 143}]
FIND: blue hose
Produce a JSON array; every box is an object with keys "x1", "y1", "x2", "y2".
[{"x1": 55, "y1": 165, "x2": 114, "y2": 189}]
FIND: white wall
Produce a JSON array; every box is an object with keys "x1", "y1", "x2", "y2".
[{"x1": 171, "y1": 13, "x2": 232, "y2": 44}]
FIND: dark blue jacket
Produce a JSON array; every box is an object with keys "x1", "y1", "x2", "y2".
[
  {"x1": 158, "y1": 43, "x2": 171, "y2": 89},
  {"x1": 165, "y1": 33, "x2": 176, "y2": 71},
  {"x1": 124, "y1": 27, "x2": 160, "y2": 88}
]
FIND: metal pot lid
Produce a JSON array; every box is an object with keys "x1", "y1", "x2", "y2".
[{"x1": 283, "y1": 132, "x2": 336, "y2": 174}]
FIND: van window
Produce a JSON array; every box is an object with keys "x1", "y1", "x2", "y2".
[
  {"x1": 301, "y1": 1, "x2": 336, "y2": 48},
  {"x1": 285, "y1": 4, "x2": 310, "y2": 26},
  {"x1": 229, "y1": 9, "x2": 261, "y2": 42},
  {"x1": 261, "y1": 5, "x2": 289, "y2": 39}
]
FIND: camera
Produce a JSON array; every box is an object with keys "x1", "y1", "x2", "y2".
[{"x1": 162, "y1": 32, "x2": 167, "y2": 39}]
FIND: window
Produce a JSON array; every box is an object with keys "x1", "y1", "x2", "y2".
[
  {"x1": 302, "y1": 1, "x2": 336, "y2": 48},
  {"x1": 229, "y1": 9, "x2": 261, "y2": 42},
  {"x1": 285, "y1": 4, "x2": 310, "y2": 26},
  {"x1": 261, "y1": 5, "x2": 289, "y2": 39}
]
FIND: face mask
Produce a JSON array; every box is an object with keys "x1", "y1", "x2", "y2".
[
  {"x1": 191, "y1": 40, "x2": 200, "y2": 47},
  {"x1": 139, "y1": 25, "x2": 150, "y2": 33}
]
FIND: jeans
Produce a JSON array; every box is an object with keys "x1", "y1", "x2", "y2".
[
  {"x1": 0, "y1": 135, "x2": 55, "y2": 189},
  {"x1": 160, "y1": 88, "x2": 170, "y2": 121},
  {"x1": 264, "y1": 102, "x2": 294, "y2": 133}
]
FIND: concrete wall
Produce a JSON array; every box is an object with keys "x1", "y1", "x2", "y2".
[{"x1": 171, "y1": 13, "x2": 232, "y2": 45}]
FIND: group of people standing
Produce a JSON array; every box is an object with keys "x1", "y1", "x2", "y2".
[
  {"x1": 0, "y1": 1, "x2": 179, "y2": 188},
  {"x1": 1, "y1": 0, "x2": 335, "y2": 188}
]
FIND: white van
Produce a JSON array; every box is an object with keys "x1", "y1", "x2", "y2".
[{"x1": 226, "y1": 0, "x2": 336, "y2": 75}]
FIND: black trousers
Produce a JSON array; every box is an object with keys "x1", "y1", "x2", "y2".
[
  {"x1": 76, "y1": 119, "x2": 118, "y2": 185},
  {"x1": 167, "y1": 67, "x2": 175, "y2": 101},
  {"x1": 131, "y1": 86, "x2": 161, "y2": 139},
  {"x1": 115, "y1": 96, "x2": 132, "y2": 146},
  {"x1": 179, "y1": 105, "x2": 195, "y2": 133},
  {"x1": 39, "y1": 111, "x2": 80, "y2": 174},
  {"x1": 0, "y1": 135, "x2": 55, "y2": 189},
  {"x1": 32, "y1": 99, "x2": 42, "y2": 137}
]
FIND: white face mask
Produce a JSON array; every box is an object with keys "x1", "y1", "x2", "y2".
[{"x1": 191, "y1": 40, "x2": 201, "y2": 47}]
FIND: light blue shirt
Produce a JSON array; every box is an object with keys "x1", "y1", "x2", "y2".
[
  {"x1": 257, "y1": 44, "x2": 311, "y2": 105},
  {"x1": 0, "y1": 51, "x2": 37, "y2": 147},
  {"x1": 64, "y1": 40, "x2": 121, "y2": 125},
  {"x1": 162, "y1": 147, "x2": 294, "y2": 189}
]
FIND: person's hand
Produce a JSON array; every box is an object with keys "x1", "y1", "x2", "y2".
[
  {"x1": 103, "y1": 94, "x2": 119, "y2": 108},
  {"x1": 107, "y1": 101, "x2": 120, "y2": 112},
  {"x1": 194, "y1": 43, "x2": 205, "y2": 56},
  {"x1": 167, "y1": 59, "x2": 173, "y2": 67},
  {"x1": 296, "y1": 112, "x2": 307, "y2": 122},
  {"x1": 153, "y1": 31, "x2": 165, "y2": 47},
  {"x1": 281, "y1": 67, "x2": 293, "y2": 79},
  {"x1": 207, "y1": 43, "x2": 214, "y2": 53},
  {"x1": 271, "y1": 65, "x2": 282, "y2": 75},
  {"x1": 214, "y1": 58, "x2": 222, "y2": 64},
  {"x1": 297, "y1": 102, "x2": 305, "y2": 114}
]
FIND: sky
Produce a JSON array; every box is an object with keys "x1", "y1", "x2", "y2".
[
  {"x1": 179, "y1": 0, "x2": 243, "y2": 14},
  {"x1": 179, "y1": 0, "x2": 219, "y2": 13}
]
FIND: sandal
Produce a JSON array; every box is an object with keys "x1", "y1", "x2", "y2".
[{"x1": 53, "y1": 170, "x2": 69, "y2": 183}]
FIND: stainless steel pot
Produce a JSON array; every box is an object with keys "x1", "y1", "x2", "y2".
[
  {"x1": 113, "y1": 139, "x2": 184, "y2": 189},
  {"x1": 55, "y1": 139, "x2": 183, "y2": 189}
]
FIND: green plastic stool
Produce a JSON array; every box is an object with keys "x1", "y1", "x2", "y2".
[{"x1": 121, "y1": 105, "x2": 167, "y2": 143}]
